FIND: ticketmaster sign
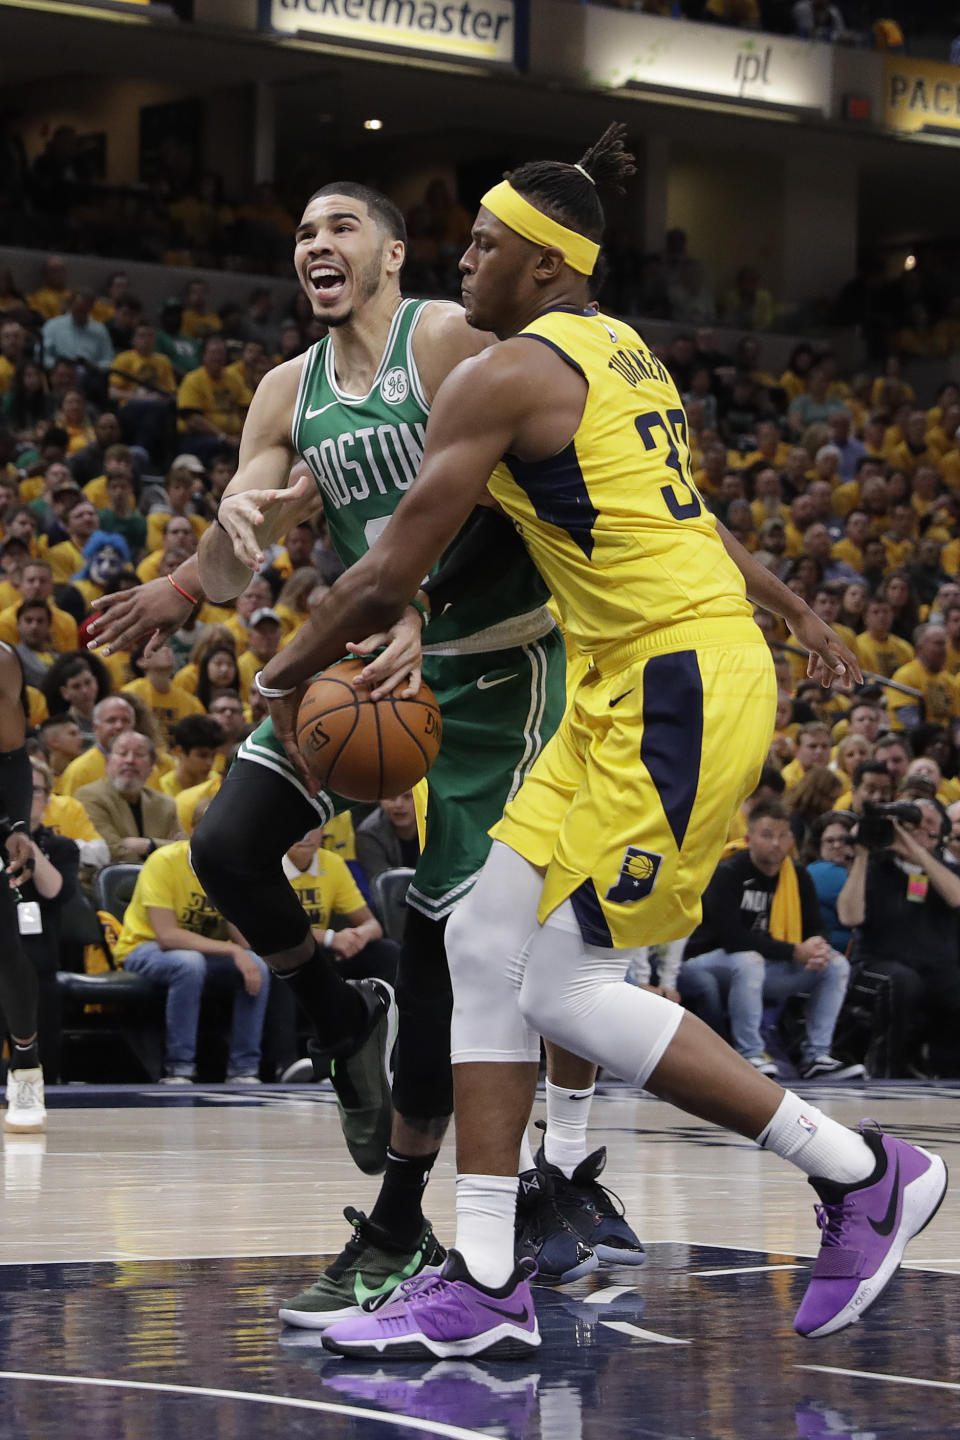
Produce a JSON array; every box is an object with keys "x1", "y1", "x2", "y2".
[
  {"x1": 583, "y1": 8, "x2": 832, "y2": 115},
  {"x1": 262, "y1": 0, "x2": 523, "y2": 66}
]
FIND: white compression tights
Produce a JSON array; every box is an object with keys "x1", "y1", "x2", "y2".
[{"x1": 447, "y1": 841, "x2": 683, "y2": 1086}]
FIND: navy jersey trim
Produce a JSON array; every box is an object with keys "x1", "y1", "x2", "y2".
[
  {"x1": 514, "y1": 333, "x2": 586, "y2": 380},
  {"x1": 640, "y1": 651, "x2": 704, "y2": 851},
  {"x1": 503, "y1": 440, "x2": 598, "y2": 560}
]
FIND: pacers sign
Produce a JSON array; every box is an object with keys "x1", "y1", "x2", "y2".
[
  {"x1": 261, "y1": 0, "x2": 523, "y2": 66},
  {"x1": 885, "y1": 57, "x2": 960, "y2": 137}
]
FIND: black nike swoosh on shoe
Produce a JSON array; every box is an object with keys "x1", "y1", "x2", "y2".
[
  {"x1": 867, "y1": 1154, "x2": 900, "y2": 1237},
  {"x1": 609, "y1": 690, "x2": 634, "y2": 708},
  {"x1": 476, "y1": 1298, "x2": 531, "y2": 1324}
]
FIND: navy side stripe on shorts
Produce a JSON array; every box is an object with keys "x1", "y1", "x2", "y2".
[
  {"x1": 640, "y1": 650, "x2": 704, "y2": 851},
  {"x1": 571, "y1": 877, "x2": 614, "y2": 948}
]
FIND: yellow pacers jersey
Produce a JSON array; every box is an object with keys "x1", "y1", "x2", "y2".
[{"x1": 486, "y1": 309, "x2": 752, "y2": 662}]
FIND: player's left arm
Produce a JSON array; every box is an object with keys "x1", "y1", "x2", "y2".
[
  {"x1": 258, "y1": 346, "x2": 538, "y2": 786},
  {"x1": 716, "y1": 519, "x2": 863, "y2": 690}
]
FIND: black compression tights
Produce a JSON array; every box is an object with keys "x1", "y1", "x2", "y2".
[{"x1": 0, "y1": 881, "x2": 38, "y2": 1040}]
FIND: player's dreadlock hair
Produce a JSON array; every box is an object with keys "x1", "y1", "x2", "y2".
[
  {"x1": 309, "y1": 182, "x2": 407, "y2": 246},
  {"x1": 504, "y1": 123, "x2": 636, "y2": 244}
]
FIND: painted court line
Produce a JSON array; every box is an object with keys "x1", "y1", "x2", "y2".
[
  {"x1": 600, "y1": 1322, "x2": 690, "y2": 1345},
  {"x1": 0, "y1": 1372, "x2": 490, "y2": 1439},
  {"x1": 581, "y1": 1285, "x2": 637, "y2": 1304},
  {"x1": 797, "y1": 1364, "x2": 960, "y2": 1393},
  {"x1": 693, "y1": 1264, "x2": 804, "y2": 1277}
]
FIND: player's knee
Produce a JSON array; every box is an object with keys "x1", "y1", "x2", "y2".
[
  {"x1": 445, "y1": 896, "x2": 504, "y2": 1000},
  {"x1": 827, "y1": 953, "x2": 850, "y2": 983}
]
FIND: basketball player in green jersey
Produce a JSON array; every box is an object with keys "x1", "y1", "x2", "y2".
[{"x1": 193, "y1": 183, "x2": 641, "y2": 1327}]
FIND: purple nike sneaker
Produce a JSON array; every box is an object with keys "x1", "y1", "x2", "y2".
[
  {"x1": 321, "y1": 1249, "x2": 541, "y2": 1360},
  {"x1": 794, "y1": 1123, "x2": 948, "y2": 1338}
]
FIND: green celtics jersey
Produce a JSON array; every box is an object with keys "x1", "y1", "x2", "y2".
[{"x1": 292, "y1": 297, "x2": 549, "y2": 646}]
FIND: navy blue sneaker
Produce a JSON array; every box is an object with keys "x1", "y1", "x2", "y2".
[
  {"x1": 534, "y1": 1123, "x2": 645, "y2": 1266},
  {"x1": 514, "y1": 1167, "x2": 598, "y2": 1285}
]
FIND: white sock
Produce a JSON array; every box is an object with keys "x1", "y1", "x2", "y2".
[
  {"x1": 518, "y1": 1130, "x2": 535, "y2": 1175},
  {"x1": 757, "y1": 1091, "x2": 875, "y2": 1185},
  {"x1": 455, "y1": 1174, "x2": 519, "y2": 1287},
  {"x1": 543, "y1": 1079, "x2": 595, "y2": 1178}
]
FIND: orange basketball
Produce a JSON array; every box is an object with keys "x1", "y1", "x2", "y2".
[{"x1": 296, "y1": 657, "x2": 442, "y2": 802}]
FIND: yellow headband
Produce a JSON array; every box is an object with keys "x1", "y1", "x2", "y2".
[{"x1": 480, "y1": 181, "x2": 599, "y2": 277}]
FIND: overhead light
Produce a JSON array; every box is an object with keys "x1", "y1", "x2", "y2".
[
  {"x1": 364, "y1": 119, "x2": 383, "y2": 131},
  {"x1": 904, "y1": 253, "x2": 917, "y2": 271}
]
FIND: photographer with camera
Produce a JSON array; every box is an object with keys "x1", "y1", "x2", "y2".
[{"x1": 837, "y1": 797, "x2": 960, "y2": 1076}]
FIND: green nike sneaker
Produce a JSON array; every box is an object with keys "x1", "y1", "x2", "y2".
[
  {"x1": 278, "y1": 1207, "x2": 446, "y2": 1329},
  {"x1": 317, "y1": 979, "x2": 397, "y2": 1176}
]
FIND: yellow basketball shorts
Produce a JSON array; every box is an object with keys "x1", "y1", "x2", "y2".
[{"x1": 490, "y1": 618, "x2": 776, "y2": 948}]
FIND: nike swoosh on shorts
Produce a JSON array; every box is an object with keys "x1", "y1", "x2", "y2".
[{"x1": 477, "y1": 674, "x2": 517, "y2": 690}]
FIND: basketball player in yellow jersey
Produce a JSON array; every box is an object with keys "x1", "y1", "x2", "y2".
[{"x1": 258, "y1": 126, "x2": 947, "y2": 1359}]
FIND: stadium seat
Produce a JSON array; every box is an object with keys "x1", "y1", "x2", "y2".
[
  {"x1": 373, "y1": 866, "x2": 414, "y2": 943},
  {"x1": 58, "y1": 863, "x2": 163, "y2": 1081}
]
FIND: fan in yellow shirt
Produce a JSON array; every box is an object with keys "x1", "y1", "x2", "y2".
[
  {"x1": 0, "y1": 557, "x2": 78, "y2": 651},
  {"x1": 180, "y1": 280, "x2": 222, "y2": 340},
  {"x1": 224, "y1": 340, "x2": 271, "y2": 407},
  {"x1": 283, "y1": 829, "x2": 385, "y2": 964},
  {"x1": 906, "y1": 755, "x2": 960, "y2": 808},
  {"x1": 157, "y1": 714, "x2": 226, "y2": 798},
  {"x1": 38, "y1": 713, "x2": 86, "y2": 790},
  {"x1": 46, "y1": 499, "x2": 100, "y2": 584},
  {"x1": 177, "y1": 338, "x2": 247, "y2": 440},
  {"x1": 831, "y1": 510, "x2": 870, "y2": 573},
  {"x1": 27, "y1": 257, "x2": 71, "y2": 319},
  {"x1": 122, "y1": 643, "x2": 205, "y2": 745},
  {"x1": 888, "y1": 627, "x2": 960, "y2": 734},
  {"x1": 852, "y1": 596, "x2": 914, "y2": 678},
  {"x1": 145, "y1": 459, "x2": 208, "y2": 550},
  {"x1": 109, "y1": 330, "x2": 176, "y2": 406},
  {"x1": 779, "y1": 722, "x2": 833, "y2": 790}
]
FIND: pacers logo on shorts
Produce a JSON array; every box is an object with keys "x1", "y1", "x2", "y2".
[{"x1": 606, "y1": 846, "x2": 663, "y2": 904}]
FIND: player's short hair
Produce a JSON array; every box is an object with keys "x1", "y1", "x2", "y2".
[{"x1": 309, "y1": 182, "x2": 407, "y2": 245}]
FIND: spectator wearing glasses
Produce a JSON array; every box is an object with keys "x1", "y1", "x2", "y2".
[{"x1": 805, "y1": 813, "x2": 856, "y2": 952}]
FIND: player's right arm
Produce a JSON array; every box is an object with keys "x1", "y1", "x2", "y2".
[{"x1": 198, "y1": 359, "x2": 317, "y2": 602}]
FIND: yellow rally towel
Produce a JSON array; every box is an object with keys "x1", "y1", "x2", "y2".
[{"x1": 769, "y1": 857, "x2": 802, "y2": 944}]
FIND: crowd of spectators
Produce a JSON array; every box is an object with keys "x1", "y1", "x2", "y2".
[
  {"x1": 0, "y1": 253, "x2": 432, "y2": 1084},
  {"x1": 2, "y1": 245, "x2": 960, "y2": 1084},
  {"x1": 594, "y1": 0, "x2": 954, "y2": 56},
  {"x1": 638, "y1": 323, "x2": 960, "y2": 1078}
]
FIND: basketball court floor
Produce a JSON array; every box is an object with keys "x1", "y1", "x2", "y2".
[{"x1": 1, "y1": 1079, "x2": 957, "y2": 1440}]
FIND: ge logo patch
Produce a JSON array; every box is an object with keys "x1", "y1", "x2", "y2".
[
  {"x1": 381, "y1": 367, "x2": 409, "y2": 405},
  {"x1": 605, "y1": 846, "x2": 662, "y2": 904}
]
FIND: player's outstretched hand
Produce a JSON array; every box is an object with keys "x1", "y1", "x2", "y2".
[
  {"x1": 348, "y1": 605, "x2": 423, "y2": 701},
  {"x1": 217, "y1": 473, "x2": 313, "y2": 570},
  {"x1": 87, "y1": 577, "x2": 193, "y2": 657},
  {"x1": 266, "y1": 687, "x2": 318, "y2": 795},
  {"x1": 788, "y1": 611, "x2": 863, "y2": 690}
]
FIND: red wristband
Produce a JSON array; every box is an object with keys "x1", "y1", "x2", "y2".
[{"x1": 167, "y1": 573, "x2": 200, "y2": 607}]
